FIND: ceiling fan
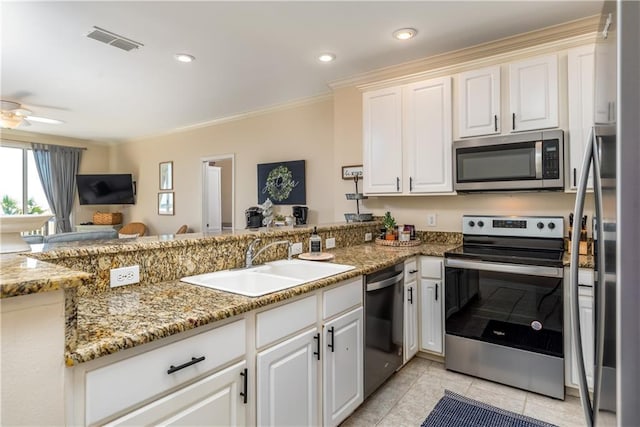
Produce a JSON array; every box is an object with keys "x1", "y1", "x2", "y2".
[{"x1": 0, "y1": 100, "x2": 64, "y2": 129}]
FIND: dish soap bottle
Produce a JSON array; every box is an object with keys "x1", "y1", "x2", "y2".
[{"x1": 309, "y1": 226, "x2": 322, "y2": 255}]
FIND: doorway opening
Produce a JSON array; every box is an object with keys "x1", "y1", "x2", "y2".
[{"x1": 201, "y1": 154, "x2": 234, "y2": 232}]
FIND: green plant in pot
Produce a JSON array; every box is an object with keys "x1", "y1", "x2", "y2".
[{"x1": 382, "y1": 211, "x2": 396, "y2": 240}]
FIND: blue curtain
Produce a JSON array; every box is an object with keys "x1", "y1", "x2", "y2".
[{"x1": 32, "y1": 144, "x2": 82, "y2": 233}]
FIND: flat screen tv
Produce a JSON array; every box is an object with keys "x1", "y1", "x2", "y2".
[{"x1": 76, "y1": 174, "x2": 135, "y2": 205}]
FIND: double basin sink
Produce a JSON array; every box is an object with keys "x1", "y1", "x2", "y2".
[{"x1": 181, "y1": 259, "x2": 356, "y2": 297}]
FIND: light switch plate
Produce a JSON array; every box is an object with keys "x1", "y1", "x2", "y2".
[
  {"x1": 110, "y1": 265, "x2": 140, "y2": 288},
  {"x1": 325, "y1": 237, "x2": 336, "y2": 249},
  {"x1": 364, "y1": 232, "x2": 372, "y2": 242},
  {"x1": 427, "y1": 213, "x2": 437, "y2": 227},
  {"x1": 291, "y1": 242, "x2": 303, "y2": 255}
]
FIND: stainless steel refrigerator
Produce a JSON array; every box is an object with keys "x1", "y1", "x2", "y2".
[{"x1": 570, "y1": 1, "x2": 640, "y2": 426}]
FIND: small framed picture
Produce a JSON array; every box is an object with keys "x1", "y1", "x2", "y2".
[
  {"x1": 158, "y1": 192, "x2": 174, "y2": 215},
  {"x1": 342, "y1": 165, "x2": 363, "y2": 180},
  {"x1": 159, "y1": 161, "x2": 173, "y2": 190}
]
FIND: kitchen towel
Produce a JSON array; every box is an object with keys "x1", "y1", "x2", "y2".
[{"x1": 422, "y1": 390, "x2": 558, "y2": 427}]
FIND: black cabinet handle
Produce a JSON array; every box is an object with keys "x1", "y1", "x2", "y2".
[
  {"x1": 512, "y1": 113, "x2": 516, "y2": 130},
  {"x1": 573, "y1": 168, "x2": 577, "y2": 187},
  {"x1": 409, "y1": 176, "x2": 413, "y2": 191},
  {"x1": 313, "y1": 333, "x2": 321, "y2": 360},
  {"x1": 240, "y1": 368, "x2": 248, "y2": 404},
  {"x1": 494, "y1": 115, "x2": 498, "y2": 132},
  {"x1": 409, "y1": 269, "x2": 418, "y2": 274},
  {"x1": 408, "y1": 287, "x2": 413, "y2": 304},
  {"x1": 167, "y1": 356, "x2": 206, "y2": 374},
  {"x1": 328, "y1": 326, "x2": 335, "y2": 352},
  {"x1": 435, "y1": 283, "x2": 439, "y2": 301},
  {"x1": 396, "y1": 177, "x2": 400, "y2": 192}
]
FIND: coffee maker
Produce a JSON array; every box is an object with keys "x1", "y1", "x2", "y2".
[
  {"x1": 292, "y1": 206, "x2": 308, "y2": 226},
  {"x1": 245, "y1": 207, "x2": 263, "y2": 229}
]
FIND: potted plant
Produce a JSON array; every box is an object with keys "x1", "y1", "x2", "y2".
[{"x1": 382, "y1": 211, "x2": 396, "y2": 240}]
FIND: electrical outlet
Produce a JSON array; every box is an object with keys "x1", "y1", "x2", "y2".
[
  {"x1": 364, "y1": 232, "x2": 372, "y2": 242},
  {"x1": 427, "y1": 213, "x2": 437, "y2": 227},
  {"x1": 110, "y1": 265, "x2": 140, "y2": 288},
  {"x1": 291, "y1": 242, "x2": 303, "y2": 255},
  {"x1": 325, "y1": 237, "x2": 336, "y2": 249}
]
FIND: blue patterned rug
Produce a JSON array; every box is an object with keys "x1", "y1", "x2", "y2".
[{"x1": 421, "y1": 390, "x2": 558, "y2": 427}]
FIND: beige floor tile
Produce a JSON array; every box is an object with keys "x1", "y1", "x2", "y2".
[{"x1": 523, "y1": 393, "x2": 586, "y2": 426}]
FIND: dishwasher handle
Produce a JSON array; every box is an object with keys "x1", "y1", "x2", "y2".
[{"x1": 366, "y1": 272, "x2": 403, "y2": 292}]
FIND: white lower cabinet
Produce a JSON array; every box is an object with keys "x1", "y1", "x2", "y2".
[
  {"x1": 106, "y1": 361, "x2": 247, "y2": 426},
  {"x1": 404, "y1": 258, "x2": 419, "y2": 362},
  {"x1": 419, "y1": 257, "x2": 444, "y2": 355},
  {"x1": 323, "y1": 307, "x2": 364, "y2": 427},
  {"x1": 257, "y1": 328, "x2": 319, "y2": 426},
  {"x1": 568, "y1": 269, "x2": 594, "y2": 391}
]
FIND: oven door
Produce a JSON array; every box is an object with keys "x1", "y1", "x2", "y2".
[{"x1": 444, "y1": 258, "x2": 564, "y2": 357}]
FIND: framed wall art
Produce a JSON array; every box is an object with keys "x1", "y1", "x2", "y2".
[
  {"x1": 158, "y1": 192, "x2": 174, "y2": 215},
  {"x1": 159, "y1": 161, "x2": 173, "y2": 190},
  {"x1": 257, "y1": 160, "x2": 306, "y2": 205}
]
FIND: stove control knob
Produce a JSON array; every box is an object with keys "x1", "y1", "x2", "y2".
[
  {"x1": 468, "y1": 221, "x2": 475, "y2": 227},
  {"x1": 477, "y1": 221, "x2": 484, "y2": 227},
  {"x1": 537, "y1": 222, "x2": 545, "y2": 229},
  {"x1": 548, "y1": 222, "x2": 556, "y2": 230}
]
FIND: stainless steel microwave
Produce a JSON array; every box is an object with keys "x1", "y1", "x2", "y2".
[{"x1": 453, "y1": 129, "x2": 564, "y2": 192}]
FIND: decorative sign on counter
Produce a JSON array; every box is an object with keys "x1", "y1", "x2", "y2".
[
  {"x1": 341, "y1": 165, "x2": 363, "y2": 180},
  {"x1": 257, "y1": 160, "x2": 306, "y2": 204}
]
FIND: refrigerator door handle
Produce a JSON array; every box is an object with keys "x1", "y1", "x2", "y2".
[
  {"x1": 591, "y1": 134, "x2": 606, "y2": 419},
  {"x1": 570, "y1": 126, "x2": 595, "y2": 427}
]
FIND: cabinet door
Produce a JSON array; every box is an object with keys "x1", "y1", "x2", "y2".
[
  {"x1": 404, "y1": 280, "x2": 419, "y2": 362},
  {"x1": 509, "y1": 54, "x2": 558, "y2": 132},
  {"x1": 257, "y1": 328, "x2": 319, "y2": 427},
  {"x1": 420, "y1": 279, "x2": 443, "y2": 354},
  {"x1": 571, "y1": 286, "x2": 594, "y2": 390},
  {"x1": 567, "y1": 45, "x2": 595, "y2": 190},
  {"x1": 105, "y1": 361, "x2": 247, "y2": 426},
  {"x1": 323, "y1": 307, "x2": 364, "y2": 427},
  {"x1": 404, "y1": 77, "x2": 453, "y2": 193},
  {"x1": 457, "y1": 66, "x2": 501, "y2": 137},
  {"x1": 362, "y1": 87, "x2": 403, "y2": 194}
]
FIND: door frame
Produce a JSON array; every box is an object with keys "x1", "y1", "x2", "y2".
[{"x1": 201, "y1": 154, "x2": 235, "y2": 232}]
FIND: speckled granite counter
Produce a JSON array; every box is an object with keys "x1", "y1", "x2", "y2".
[
  {"x1": 0, "y1": 253, "x2": 91, "y2": 298},
  {"x1": 68, "y1": 241, "x2": 457, "y2": 365}
]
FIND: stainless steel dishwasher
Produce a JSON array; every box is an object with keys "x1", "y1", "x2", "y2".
[{"x1": 364, "y1": 262, "x2": 404, "y2": 398}]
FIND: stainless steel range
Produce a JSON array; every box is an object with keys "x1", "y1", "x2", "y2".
[{"x1": 444, "y1": 215, "x2": 565, "y2": 399}]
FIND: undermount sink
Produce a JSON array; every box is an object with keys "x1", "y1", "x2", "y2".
[{"x1": 180, "y1": 259, "x2": 355, "y2": 297}]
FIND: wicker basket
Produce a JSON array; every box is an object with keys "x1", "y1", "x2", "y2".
[
  {"x1": 374, "y1": 238, "x2": 421, "y2": 247},
  {"x1": 93, "y1": 211, "x2": 123, "y2": 225}
]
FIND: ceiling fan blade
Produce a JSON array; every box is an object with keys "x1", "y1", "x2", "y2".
[
  {"x1": 21, "y1": 118, "x2": 32, "y2": 127},
  {"x1": 25, "y1": 115, "x2": 63, "y2": 125},
  {"x1": 14, "y1": 108, "x2": 33, "y2": 117}
]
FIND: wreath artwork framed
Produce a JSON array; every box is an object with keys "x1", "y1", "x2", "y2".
[{"x1": 257, "y1": 160, "x2": 306, "y2": 205}]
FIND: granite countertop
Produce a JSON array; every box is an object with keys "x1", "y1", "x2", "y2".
[
  {"x1": 0, "y1": 253, "x2": 91, "y2": 298},
  {"x1": 68, "y1": 242, "x2": 455, "y2": 365}
]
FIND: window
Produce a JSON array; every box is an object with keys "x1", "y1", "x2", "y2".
[{"x1": 0, "y1": 146, "x2": 53, "y2": 235}]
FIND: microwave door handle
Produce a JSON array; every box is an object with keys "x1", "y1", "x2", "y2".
[
  {"x1": 535, "y1": 141, "x2": 543, "y2": 179},
  {"x1": 570, "y1": 127, "x2": 595, "y2": 427}
]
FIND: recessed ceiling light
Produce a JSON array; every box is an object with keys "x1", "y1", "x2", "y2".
[
  {"x1": 174, "y1": 53, "x2": 195, "y2": 63},
  {"x1": 393, "y1": 28, "x2": 417, "y2": 41},
  {"x1": 318, "y1": 53, "x2": 336, "y2": 63}
]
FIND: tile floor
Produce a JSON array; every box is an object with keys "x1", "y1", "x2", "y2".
[{"x1": 342, "y1": 356, "x2": 586, "y2": 427}]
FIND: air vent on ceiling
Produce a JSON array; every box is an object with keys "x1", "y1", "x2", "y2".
[{"x1": 86, "y1": 26, "x2": 143, "y2": 52}]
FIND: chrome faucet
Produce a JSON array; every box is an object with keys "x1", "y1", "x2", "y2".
[{"x1": 245, "y1": 238, "x2": 292, "y2": 268}]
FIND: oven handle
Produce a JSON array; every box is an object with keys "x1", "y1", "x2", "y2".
[
  {"x1": 444, "y1": 258, "x2": 563, "y2": 278},
  {"x1": 366, "y1": 272, "x2": 403, "y2": 292}
]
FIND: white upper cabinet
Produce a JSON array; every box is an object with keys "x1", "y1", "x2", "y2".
[
  {"x1": 457, "y1": 66, "x2": 501, "y2": 137},
  {"x1": 567, "y1": 44, "x2": 595, "y2": 191},
  {"x1": 404, "y1": 77, "x2": 453, "y2": 193},
  {"x1": 362, "y1": 77, "x2": 453, "y2": 195},
  {"x1": 509, "y1": 54, "x2": 559, "y2": 132},
  {"x1": 362, "y1": 87, "x2": 403, "y2": 194}
]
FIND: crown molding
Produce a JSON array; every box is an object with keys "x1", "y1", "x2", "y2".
[{"x1": 330, "y1": 15, "x2": 599, "y2": 91}]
